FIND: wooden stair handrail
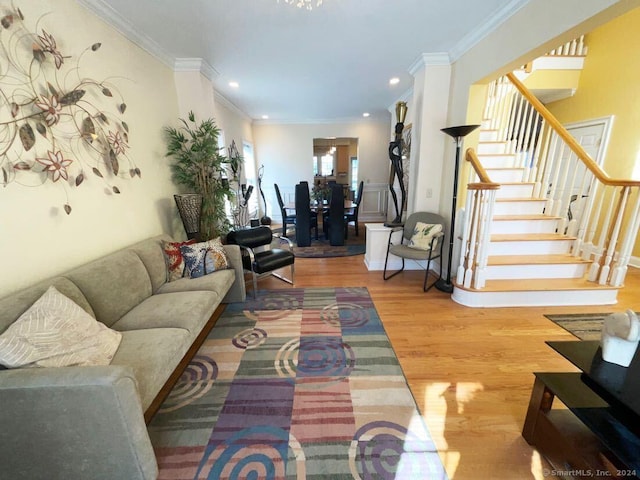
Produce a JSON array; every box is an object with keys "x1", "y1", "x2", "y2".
[
  {"x1": 506, "y1": 72, "x2": 640, "y2": 188},
  {"x1": 465, "y1": 148, "x2": 501, "y2": 190}
]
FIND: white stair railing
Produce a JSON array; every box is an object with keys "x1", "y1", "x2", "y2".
[
  {"x1": 466, "y1": 72, "x2": 640, "y2": 289},
  {"x1": 457, "y1": 150, "x2": 500, "y2": 289}
]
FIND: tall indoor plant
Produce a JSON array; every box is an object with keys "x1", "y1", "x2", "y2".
[{"x1": 165, "y1": 112, "x2": 234, "y2": 240}]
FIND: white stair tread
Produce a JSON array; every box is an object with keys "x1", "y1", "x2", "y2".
[
  {"x1": 487, "y1": 254, "x2": 590, "y2": 266},
  {"x1": 477, "y1": 153, "x2": 515, "y2": 157},
  {"x1": 490, "y1": 233, "x2": 575, "y2": 242},
  {"x1": 455, "y1": 277, "x2": 619, "y2": 293},
  {"x1": 493, "y1": 214, "x2": 561, "y2": 221},
  {"x1": 495, "y1": 197, "x2": 545, "y2": 202}
]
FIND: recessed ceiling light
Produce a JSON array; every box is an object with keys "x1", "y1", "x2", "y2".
[
  {"x1": 261, "y1": 115, "x2": 269, "y2": 120},
  {"x1": 229, "y1": 81, "x2": 239, "y2": 88},
  {"x1": 362, "y1": 112, "x2": 370, "y2": 117},
  {"x1": 389, "y1": 77, "x2": 400, "y2": 85}
]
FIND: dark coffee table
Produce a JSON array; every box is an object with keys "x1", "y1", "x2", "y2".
[{"x1": 522, "y1": 340, "x2": 640, "y2": 478}]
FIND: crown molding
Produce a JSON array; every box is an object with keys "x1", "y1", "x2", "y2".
[
  {"x1": 449, "y1": 0, "x2": 530, "y2": 62},
  {"x1": 174, "y1": 58, "x2": 219, "y2": 81},
  {"x1": 253, "y1": 115, "x2": 390, "y2": 126},
  {"x1": 408, "y1": 53, "x2": 451, "y2": 75},
  {"x1": 388, "y1": 87, "x2": 414, "y2": 113},
  {"x1": 214, "y1": 92, "x2": 252, "y2": 122},
  {"x1": 77, "y1": 0, "x2": 175, "y2": 68}
]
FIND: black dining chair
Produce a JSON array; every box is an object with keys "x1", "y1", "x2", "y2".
[
  {"x1": 274, "y1": 183, "x2": 296, "y2": 237},
  {"x1": 226, "y1": 226, "x2": 295, "y2": 298},
  {"x1": 326, "y1": 183, "x2": 347, "y2": 246},
  {"x1": 294, "y1": 183, "x2": 318, "y2": 247},
  {"x1": 345, "y1": 180, "x2": 364, "y2": 236}
]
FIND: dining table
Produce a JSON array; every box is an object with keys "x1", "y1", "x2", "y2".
[{"x1": 285, "y1": 199, "x2": 355, "y2": 213}]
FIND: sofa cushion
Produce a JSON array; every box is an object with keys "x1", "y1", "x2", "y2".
[
  {"x1": 156, "y1": 269, "x2": 235, "y2": 298},
  {"x1": 129, "y1": 235, "x2": 174, "y2": 293},
  {"x1": 0, "y1": 277, "x2": 94, "y2": 335},
  {"x1": 66, "y1": 250, "x2": 153, "y2": 327},
  {"x1": 180, "y1": 238, "x2": 230, "y2": 279},
  {"x1": 161, "y1": 238, "x2": 196, "y2": 283},
  {"x1": 0, "y1": 286, "x2": 122, "y2": 368},
  {"x1": 111, "y1": 291, "x2": 218, "y2": 336},
  {"x1": 111, "y1": 328, "x2": 191, "y2": 410}
]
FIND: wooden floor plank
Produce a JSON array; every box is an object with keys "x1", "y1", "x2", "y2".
[{"x1": 257, "y1": 237, "x2": 640, "y2": 479}]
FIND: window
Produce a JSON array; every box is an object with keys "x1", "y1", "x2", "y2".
[
  {"x1": 320, "y1": 154, "x2": 334, "y2": 176},
  {"x1": 350, "y1": 157, "x2": 359, "y2": 192},
  {"x1": 242, "y1": 141, "x2": 259, "y2": 217}
]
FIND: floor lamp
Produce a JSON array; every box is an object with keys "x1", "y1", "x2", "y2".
[{"x1": 435, "y1": 124, "x2": 480, "y2": 293}]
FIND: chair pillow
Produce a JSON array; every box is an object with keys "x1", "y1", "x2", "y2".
[
  {"x1": 162, "y1": 239, "x2": 196, "y2": 282},
  {"x1": 0, "y1": 286, "x2": 122, "y2": 369},
  {"x1": 180, "y1": 237, "x2": 230, "y2": 279},
  {"x1": 408, "y1": 222, "x2": 442, "y2": 250}
]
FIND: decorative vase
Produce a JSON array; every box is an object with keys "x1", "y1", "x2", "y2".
[{"x1": 601, "y1": 309, "x2": 640, "y2": 367}]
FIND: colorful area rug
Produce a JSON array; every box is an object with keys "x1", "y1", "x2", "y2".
[
  {"x1": 273, "y1": 226, "x2": 366, "y2": 258},
  {"x1": 544, "y1": 312, "x2": 612, "y2": 340},
  {"x1": 148, "y1": 287, "x2": 447, "y2": 479}
]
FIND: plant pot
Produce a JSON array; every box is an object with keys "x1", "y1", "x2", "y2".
[{"x1": 174, "y1": 194, "x2": 202, "y2": 240}]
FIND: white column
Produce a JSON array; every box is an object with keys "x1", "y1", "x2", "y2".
[{"x1": 408, "y1": 54, "x2": 452, "y2": 215}]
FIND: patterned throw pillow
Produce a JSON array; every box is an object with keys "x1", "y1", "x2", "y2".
[
  {"x1": 162, "y1": 239, "x2": 196, "y2": 282},
  {"x1": 180, "y1": 237, "x2": 230, "y2": 279},
  {"x1": 408, "y1": 222, "x2": 443, "y2": 250},
  {"x1": 0, "y1": 286, "x2": 122, "y2": 369}
]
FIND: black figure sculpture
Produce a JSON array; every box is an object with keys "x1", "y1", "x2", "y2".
[
  {"x1": 385, "y1": 101, "x2": 408, "y2": 227},
  {"x1": 258, "y1": 164, "x2": 271, "y2": 225}
]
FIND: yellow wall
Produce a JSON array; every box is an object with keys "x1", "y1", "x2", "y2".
[
  {"x1": 523, "y1": 69, "x2": 582, "y2": 91},
  {"x1": 547, "y1": 7, "x2": 640, "y2": 179},
  {"x1": 546, "y1": 6, "x2": 640, "y2": 256}
]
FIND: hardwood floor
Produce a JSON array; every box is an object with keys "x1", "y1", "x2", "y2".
[{"x1": 258, "y1": 248, "x2": 640, "y2": 479}]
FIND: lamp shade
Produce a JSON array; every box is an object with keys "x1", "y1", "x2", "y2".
[{"x1": 441, "y1": 124, "x2": 480, "y2": 139}]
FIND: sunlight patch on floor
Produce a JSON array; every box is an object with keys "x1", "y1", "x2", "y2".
[
  {"x1": 422, "y1": 382, "x2": 485, "y2": 478},
  {"x1": 530, "y1": 449, "x2": 545, "y2": 479}
]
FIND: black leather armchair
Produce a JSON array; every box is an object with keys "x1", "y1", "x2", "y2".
[{"x1": 226, "y1": 226, "x2": 295, "y2": 298}]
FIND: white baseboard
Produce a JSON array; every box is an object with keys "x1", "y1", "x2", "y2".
[{"x1": 629, "y1": 256, "x2": 640, "y2": 268}]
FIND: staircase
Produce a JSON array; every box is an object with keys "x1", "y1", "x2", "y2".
[{"x1": 451, "y1": 73, "x2": 640, "y2": 307}]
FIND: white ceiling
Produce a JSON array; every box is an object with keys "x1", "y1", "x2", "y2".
[{"x1": 79, "y1": 0, "x2": 529, "y2": 123}]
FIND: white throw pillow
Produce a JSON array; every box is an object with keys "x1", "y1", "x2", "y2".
[
  {"x1": 408, "y1": 222, "x2": 443, "y2": 250},
  {"x1": 0, "y1": 286, "x2": 122, "y2": 368}
]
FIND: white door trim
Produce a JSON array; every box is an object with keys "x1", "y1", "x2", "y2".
[{"x1": 564, "y1": 115, "x2": 614, "y2": 166}]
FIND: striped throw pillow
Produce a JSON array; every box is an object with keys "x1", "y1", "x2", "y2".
[{"x1": 0, "y1": 286, "x2": 122, "y2": 369}]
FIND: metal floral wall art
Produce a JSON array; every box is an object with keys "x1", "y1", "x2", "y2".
[{"x1": 0, "y1": 5, "x2": 138, "y2": 214}]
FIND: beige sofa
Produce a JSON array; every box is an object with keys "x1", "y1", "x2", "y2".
[{"x1": 0, "y1": 234, "x2": 246, "y2": 480}]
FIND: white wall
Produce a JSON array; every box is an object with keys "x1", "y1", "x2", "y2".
[
  {"x1": 215, "y1": 96, "x2": 254, "y2": 162},
  {"x1": 252, "y1": 120, "x2": 391, "y2": 221},
  {"x1": 0, "y1": 0, "x2": 180, "y2": 296}
]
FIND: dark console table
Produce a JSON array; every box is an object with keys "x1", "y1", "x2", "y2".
[{"x1": 522, "y1": 340, "x2": 640, "y2": 479}]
